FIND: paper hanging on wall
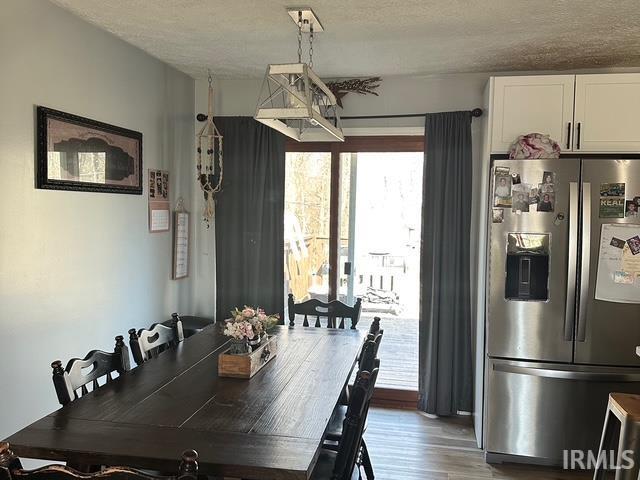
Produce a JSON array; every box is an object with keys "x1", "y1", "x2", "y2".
[
  {"x1": 150, "y1": 209, "x2": 170, "y2": 231},
  {"x1": 595, "y1": 223, "x2": 640, "y2": 303},
  {"x1": 149, "y1": 169, "x2": 170, "y2": 232}
]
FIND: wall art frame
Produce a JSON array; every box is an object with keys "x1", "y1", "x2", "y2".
[{"x1": 36, "y1": 106, "x2": 143, "y2": 194}]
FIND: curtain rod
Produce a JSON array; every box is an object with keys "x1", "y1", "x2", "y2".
[
  {"x1": 338, "y1": 108, "x2": 483, "y2": 120},
  {"x1": 196, "y1": 108, "x2": 483, "y2": 122}
]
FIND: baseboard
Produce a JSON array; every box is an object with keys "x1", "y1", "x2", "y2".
[{"x1": 371, "y1": 387, "x2": 419, "y2": 409}]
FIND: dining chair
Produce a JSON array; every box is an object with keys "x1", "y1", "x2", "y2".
[
  {"x1": 288, "y1": 293, "x2": 362, "y2": 329},
  {"x1": 51, "y1": 336, "x2": 131, "y2": 406},
  {"x1": 327, "y1": 330, "x2": 383, "y2": 478},
  {"x1": 0, "y1": 443, "x2": 199, "y2": 479},
  {"x1": 129, "y1": 316, "x2": 184, "y2": 366},
  {"x1": 312, "y1": 368, "x2": 379, "y2": 480}
]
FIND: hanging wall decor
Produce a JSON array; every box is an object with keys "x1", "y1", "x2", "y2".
[
  {"x1": 254, "y1": 9, "x2": 344, "y2": 142},
  {"x1": 196, "y1": 72, "x2": 223, "y2": 227},
  {"x1": 326, "y1": 77, "x2": 382, "y2": 108},
  {"x1": 36, "y1": 106, "x2": 142, "y2": 194}
]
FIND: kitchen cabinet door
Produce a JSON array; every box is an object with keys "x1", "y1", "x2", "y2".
[
  {"x1": 574, "y1": 74, "x2": 640, "y2": 152},
  {"x1": 490, "y1": 75, "x2": 575, "y2": 154}
]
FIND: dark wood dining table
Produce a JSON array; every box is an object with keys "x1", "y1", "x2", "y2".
[{"x1": 4, "y1": 325, "x2": 365, "y2": 479}]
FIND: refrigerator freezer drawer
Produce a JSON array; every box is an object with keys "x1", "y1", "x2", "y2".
[{"x1": 486, "y1": 358, "x2": 640, "y2": 463}]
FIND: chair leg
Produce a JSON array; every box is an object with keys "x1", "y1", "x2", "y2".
[
  {"x1": 614, "y1": 419, "x2": 640, "y2": 480},
  {"x1": 360, "y1": 439, "x2": 374, "y2": 480},
  {"x1": 594, "y1": 407, "x2": 615, "y2": 480}
]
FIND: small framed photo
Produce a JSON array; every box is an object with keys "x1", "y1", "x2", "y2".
[{"x1": 36, "y1": 106, "x2": 142, "y2": 194}]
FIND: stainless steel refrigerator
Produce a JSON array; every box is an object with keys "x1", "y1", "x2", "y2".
[{"x1": 485, "y1": 157, "x2": 640, "y2": 464}]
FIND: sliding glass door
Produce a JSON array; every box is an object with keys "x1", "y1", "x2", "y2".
[{"x1": 285, "y1": 137, "x2": 424, "y2": 393}]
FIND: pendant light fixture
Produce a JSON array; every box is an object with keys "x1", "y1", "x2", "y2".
[{"x1": 254, "y1": 9, "x2": 344, "y2": 142}]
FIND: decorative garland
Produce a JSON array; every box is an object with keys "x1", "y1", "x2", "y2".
[
  {"x1": 196, "y1": 74, "x2": 223, "y2": 228},
  {"x1": 326, "y1": 77, "x2": 382, "y2": 108}
]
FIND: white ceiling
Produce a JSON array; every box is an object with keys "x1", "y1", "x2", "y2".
[{"x1": 50, "y1": 0, "x2": 640, "y2": 79}]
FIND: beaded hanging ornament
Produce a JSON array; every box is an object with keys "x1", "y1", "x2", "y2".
[{"x1": 196, "y1": 72, "x2": 223, "y2": 227}]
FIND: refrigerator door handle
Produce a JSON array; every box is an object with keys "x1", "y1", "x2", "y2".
[
  {"x1": 577, "y1": 182, "x2": 591, "y2": 342},
  {"x1": 564, "y1": 182, "x2": 579, "y2": 341},
  {"x1": 493, "y1": 362, "x2": 640, "y2": 382}
]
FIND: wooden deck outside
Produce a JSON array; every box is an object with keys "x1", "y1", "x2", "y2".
[{"x1": 359, "y1": 314, "x2": 419, "y2": 392}]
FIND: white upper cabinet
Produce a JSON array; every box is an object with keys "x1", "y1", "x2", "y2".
[
  {"x1": 573, "y1": 74, "x2": 640, "y2": 152},
  {"x1": 490, "y1": 75, "x2": 575, "y2": 153}
]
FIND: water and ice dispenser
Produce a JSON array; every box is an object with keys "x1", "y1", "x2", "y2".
[{"x1": 505, "y1": 233, "x2": 550, "y2": 301}]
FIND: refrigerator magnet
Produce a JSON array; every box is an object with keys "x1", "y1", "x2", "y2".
[
  {"x1": 512, "y1": 184, "x2": 530, "y2": 213},
  {"x1": 625, "y1": 200, "x2": 639, "y2": 218},
  {"x1": 541, "y1": 171, "x2": 555, "y2": 186},
  {"x1": 610, "y1": 237, "x2": 626, "y2": 249},
  {"x1": 628, "y1": 236, "x2": 640, "y2": 255},
  {"x1": 599, "y1": 197, "x2": 625, "y2": 218},
  {"x1": 492, "y1": 208, "x2": 504, "y2": 223},
  {"x1": 614, "y1": 271, "x2": 634, "y2": 284}
]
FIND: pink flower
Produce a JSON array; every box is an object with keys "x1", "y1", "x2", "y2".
[{"x1": 242, "y1": 307, "x2": 255, "y2": 318}]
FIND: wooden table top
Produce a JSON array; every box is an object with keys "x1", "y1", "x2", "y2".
[{"x1": 5, "y1": 325, "x2": 364, "y2": 479}]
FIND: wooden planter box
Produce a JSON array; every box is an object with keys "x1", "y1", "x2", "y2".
[{"x1": 218, "y1": 335, "x2": 278, "y2": 379}]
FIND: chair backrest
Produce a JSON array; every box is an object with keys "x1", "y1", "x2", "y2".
[
  {"x1": 367, "y1": 330, "x2": 384, "y2": 357},
  {"x1": 129, "y1": 317, "x2": 184, "y2": 366},
  {"x1": 51, "y1": 336, "x2": 131, "y2": 406},
  {"x1": 287, "y1": 294, "x2": 362, "y2": 329},
  {"x1": 0, "y1": 443, "x2": 198, "y2": 479},
  {"x1": 368, "y1": 317, "x2": 381, "y2": 335},
  {"x1": 331, "y1": 368, "x2": 379, "y2": 480},
  {"x1": 358, "y1": 338, "x2": 377, "y2": 373}
]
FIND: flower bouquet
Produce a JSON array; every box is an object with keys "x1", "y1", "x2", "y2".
[{"x1": 223, "y1": 306, "x2": 279, "y2": 355}]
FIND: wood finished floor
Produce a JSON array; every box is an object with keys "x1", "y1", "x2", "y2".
[{"x1": 365, "y1": 408, "x2": 591, "y2": 480}]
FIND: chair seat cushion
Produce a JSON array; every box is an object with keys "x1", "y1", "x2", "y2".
[
  {"x1": 324, "y1": 405, "x2": 348, "y2": 441},
  {"x1": 311, "y1": 450, "x2": 360, "y2": 480}
]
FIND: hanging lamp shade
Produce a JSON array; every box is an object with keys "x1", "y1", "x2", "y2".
[{"x1": 254, "y1": 63, "x2": 344, "y2": 142}]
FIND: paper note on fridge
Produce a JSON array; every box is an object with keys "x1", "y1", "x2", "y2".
[{"x1": 595, "y1": 224, "x2": 640, "y2": 303}]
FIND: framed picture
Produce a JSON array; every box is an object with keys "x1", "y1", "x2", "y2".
[
  {"x1": 36, "y1": 106, "x2": 142, "y2": 194},
  {"x1": 172, "y1": 210, "x2": 190, "y2": 279}
]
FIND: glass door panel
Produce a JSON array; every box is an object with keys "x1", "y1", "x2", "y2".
[
  {"x1": 342, "y1": 151, "x2": 423, "y2": 391},
  {"x1": 284, "y1": 152, "x2": 331, "y2": 302}
]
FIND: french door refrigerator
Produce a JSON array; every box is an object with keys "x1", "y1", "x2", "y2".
[{"x1": 485, "y1": 157, "x2": 640, "y2": 464}]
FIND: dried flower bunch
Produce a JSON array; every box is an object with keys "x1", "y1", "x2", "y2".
[
  {"x1": 326, "y1": 77, "x2": 382, "y2": 108},
  {"x1": 223, "y1": 306, "x2": 279, "y2": 340}
]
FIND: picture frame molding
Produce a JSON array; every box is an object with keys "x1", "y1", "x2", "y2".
[{"x1": 36, "y1": 106, "x2": 143, "y2": 195}]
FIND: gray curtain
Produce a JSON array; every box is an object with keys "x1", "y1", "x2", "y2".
[
  {"x1": 214, "y1": 117, "x2": 286, "y2": 322},
  {"x1": 419, "y1": 111, "x2": 473, "y2": 415}
]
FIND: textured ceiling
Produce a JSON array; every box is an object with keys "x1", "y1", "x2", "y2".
[{"x1": 49, "y1": 0, "x2": 640, "y2": 79}]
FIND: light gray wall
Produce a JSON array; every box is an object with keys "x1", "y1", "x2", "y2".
[{"x1": 0, "y1": 0, "x2": 195, "y2": 442}]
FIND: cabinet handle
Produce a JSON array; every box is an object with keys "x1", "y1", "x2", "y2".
[
  {"x1": 576, "y1": 122, "x2": 581, "y2": 150},
  {"x1": 566, "y1": 122, "x2": 572, "y2": 150}
]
